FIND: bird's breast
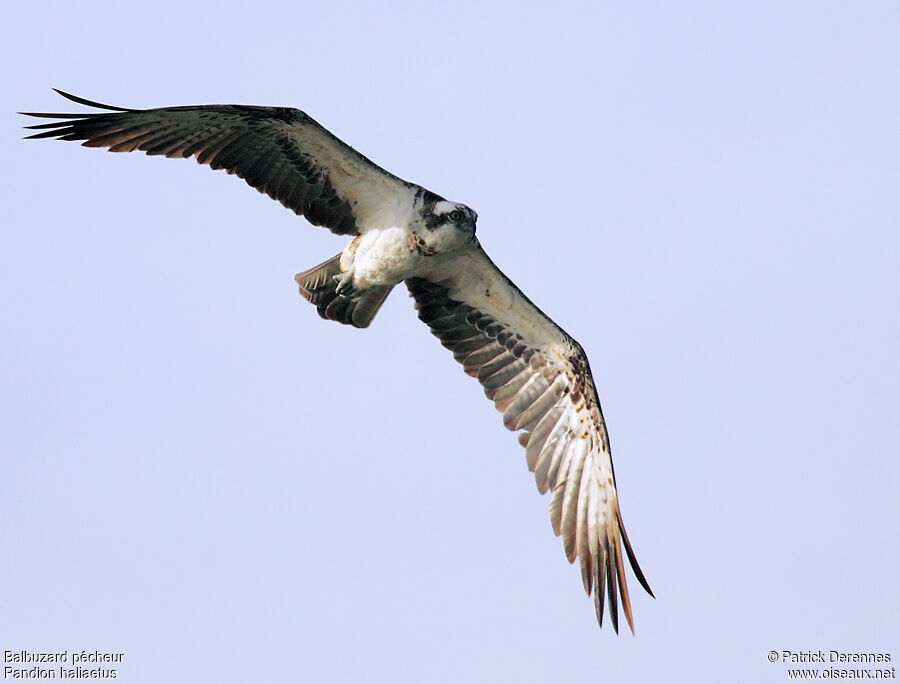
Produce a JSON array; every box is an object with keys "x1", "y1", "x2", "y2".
[
  {"x1": 348, "y1": 225, "x2": 425, "y2": 288},
  {"x1": 348, "y1": 220, "x2": 473, "y2": 289}
]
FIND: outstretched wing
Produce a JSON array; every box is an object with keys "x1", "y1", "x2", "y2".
[
  {"x1": 20, "y1": 90, "x2": 416, "y2": 236},
  {"x1": 407, "y1": 243, "x2": 653, "y2": 632}
]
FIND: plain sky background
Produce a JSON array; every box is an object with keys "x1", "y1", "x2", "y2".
[{"x1": 2, "y1": 2, "x2": 898, "y2": 682}]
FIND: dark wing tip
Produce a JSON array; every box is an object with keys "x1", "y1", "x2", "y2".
[
  {"x1": 617, "y1": 508, "x2": 654, "y2": 599},
  {"x1": 19, "y1": 89, "x2": 136, "y2": 121},
  {"x1": 51, "y1": 89, "x2": 135, "y2": 112},
  {"x1": 20, "y1": 90, "x2": 137, "y2": 139},
  {"x1": 591, "y1": 510, "x2": 653, "y2": 635},
  {"x1": 606, "y1": 542, "x2": 620, "y2": 633}
]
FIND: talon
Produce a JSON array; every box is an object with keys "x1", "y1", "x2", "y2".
[{"x1": 333, "y1": 270, "x2": 357, "y2": 298}]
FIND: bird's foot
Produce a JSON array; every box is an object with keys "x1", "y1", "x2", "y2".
[{"x1": 333, "y1": 269, "x2": 359, "y2": 298}]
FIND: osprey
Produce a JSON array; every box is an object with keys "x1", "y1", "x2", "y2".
[{"x1": 22, "y1": 90, "x2": 653, "y2": 632}]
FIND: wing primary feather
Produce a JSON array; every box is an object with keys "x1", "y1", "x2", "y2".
[
  {"x1": 594, "y1": 544, "x2": 608, "y2": 627},
  {"x1": 614, "y1": 529, "x2": 637, "y2": 635},
  {"x1": 560, "y1": 440, "x2": 588, "y2": 562},
  {"x1": 617, "y1": 509, "x2": 655, "y2": 598},
  {"x1": 53, "y1": 89, "x2": 135, "y2": 111},
  {"x1": 23, "y1": 127, "x2": 77, "y2": 140},
  {"x1": 549, "y1": 482, "x2": 565, "y2": 537},
  {"x1": 606, "y1": 533, "x2": 620, "y2": 634},
  {"x1": 22, "y1": 114, "x2": 104, "y2": 124},
  {"x1": 586, "y1": 479, "x2": 601, "y2": 583},
  {"x1": 576, "y1": 452, "x2": 594, "y2": 594}
]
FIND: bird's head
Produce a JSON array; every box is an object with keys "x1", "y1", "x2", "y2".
[{"x1": 421, "y1": 197, "x2": 478, "y2": 236}]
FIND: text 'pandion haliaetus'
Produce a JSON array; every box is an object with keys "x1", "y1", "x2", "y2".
[{"x1": 21, "y1": 90, "x2": 653, "y2": 632}]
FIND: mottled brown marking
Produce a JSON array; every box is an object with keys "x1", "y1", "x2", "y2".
[{"x1": 408, "y1": 232, "x2": 438, "y2": 256}]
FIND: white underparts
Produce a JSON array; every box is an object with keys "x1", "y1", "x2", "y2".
[
  {"x1": 344, "y1": 226, "x2": 420, "y2": 288},
  {"x1": 342, "y1": 221, "x2": 474, "y2": 290}
]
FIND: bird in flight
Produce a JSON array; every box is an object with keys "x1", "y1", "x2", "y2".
[{"x1": 21, "y1": 90, "x2": 653, "y2": 632}]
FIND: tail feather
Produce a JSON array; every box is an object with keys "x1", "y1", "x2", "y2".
[{"x1": 295, "y1": 254, "x2": 393, "y2": 329}]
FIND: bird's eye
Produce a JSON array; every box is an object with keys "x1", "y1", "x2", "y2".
[{"x1": 449, "y1": 210, "x2": 463, "y2": 222}]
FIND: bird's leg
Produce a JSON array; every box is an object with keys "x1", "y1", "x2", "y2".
[
  {"x1": 333, "y1": 235, "x2": 363, "y2": 298},
  {"x1": 333, "y1": 266, "x2": 359, "y2": 298}
]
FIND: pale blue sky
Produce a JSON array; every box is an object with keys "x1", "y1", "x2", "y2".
[{"x1": 2, "y1": 2, "x2": 898, "y2": 682}]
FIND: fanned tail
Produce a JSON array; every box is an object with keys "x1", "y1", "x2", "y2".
[{"x1": 295, "y1": 254, "x2": 392, "y2": 329}]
